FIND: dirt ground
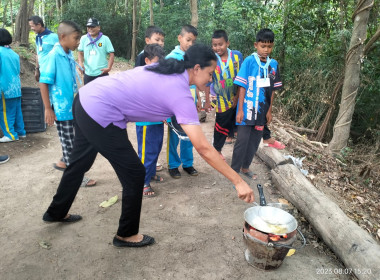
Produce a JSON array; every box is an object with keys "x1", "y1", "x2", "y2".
[
  {"x1": 0, "y1": 60, "x2": 354, "y2": 280},
  {"x1": 1, "y1": 118, "x2": 354, "y2": 279}
]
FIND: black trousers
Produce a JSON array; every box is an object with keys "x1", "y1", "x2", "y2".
[
  {"x1": 213, "y1": 107, "x2": 236, "y2": 151},
  {"x1": 46, "y1": 96, "x2": 146, "y2": 237},
  {"x1": 263, "y1": 124, "x2": 271, "y2": 140},
  {"x1": 231, "y1": 125, "x2": 263, "y2": 172},
  {"x1": 84, "y1": 72, "x2": 109, "y2": 85}
]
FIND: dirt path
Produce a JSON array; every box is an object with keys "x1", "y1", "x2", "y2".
[{"x1": 0, "y1": 110, "x2": 352, "y2": 279}]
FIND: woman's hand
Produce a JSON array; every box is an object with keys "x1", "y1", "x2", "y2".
[{"x1": 234, "y1": 180, "x2": 255, "y2": 203}]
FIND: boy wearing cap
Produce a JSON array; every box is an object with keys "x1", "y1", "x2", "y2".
[{"x1": 78, "y1": 18, "x2": 115, "y2": 84}]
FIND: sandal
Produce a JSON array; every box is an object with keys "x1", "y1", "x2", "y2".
[
  {"x1": 53, "y1": 163, "x2": 66, "y2": 171},
  {"x1": 143, "y1": 185, "x2": 156, "y2": 197},
  {"x1": 240, "y1": 170, "x2": 258, "y2": 180},
  {"x1": 264, "y1": 140, "x2": 285, "y2": 150},
  {"x1": 81, "y1": 176, "x2": 97, "y2": 187},
  {"x1": 156, "y1": 164, "x2": 163, "y2": 172},
  {"x1": 151, "y1": 175, "x2": 164, "y2": 182}
]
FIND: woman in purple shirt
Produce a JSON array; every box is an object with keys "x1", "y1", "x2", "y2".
[{"x1": 42, "y1": 44, "x2": 254, "y2": 247}]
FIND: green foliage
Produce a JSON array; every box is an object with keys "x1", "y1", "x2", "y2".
[
  {"x1": 62, "y1": 0, "x2": 132, "y2": 57},
  {"x1": 2, "y1": 0, "x2": 379, "y2": 144}
]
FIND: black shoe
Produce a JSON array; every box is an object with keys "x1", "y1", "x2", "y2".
[
  {"x1": 113, "y1": 235, "x2": 155, "y2": 248},
  {"x1": 169, "y1": 168, "x2": 181, "y2": 179},
  {"x1": 183, "y1": 166, "x2": 198, "y2": 176},
  {"x1": 43, "y1": 212, "x2": 82, "y2": 223}
]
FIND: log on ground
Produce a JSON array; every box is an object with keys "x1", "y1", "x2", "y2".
[{"x1": 271, "y1": 164, "x2": 380, "y2": 280}]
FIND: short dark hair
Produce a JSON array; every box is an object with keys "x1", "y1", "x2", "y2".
[
  {"x1": 147, "y1": 44, "x2": 216, "y2": 75},
  {"x1": 180, "y1": 24, "x2": 198, "y2": 37},
  {"x1": 0, "y1": 28, "x2": 12, "y2": 46},
  {"x1": 256, "y1": 28, "x2": 275, "y2": 43},
  {"x1": 28, "y1": 16, "x2": 44, "y2": 27},
  {"x1": 144, "y1": 44, "x2": 165, "y2": 60},
  {"x1": 57, "y1": 20, "x2": 81, "y2": 36},
  {"x1": 145, "y1": 26, "x2": 165, "y2": 38},
  {"x1": 212, "y1": 29, "x2": 228, "y2": 42}
]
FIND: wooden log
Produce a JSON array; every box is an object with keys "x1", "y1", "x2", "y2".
[
  {"x1": 271, "y1": 164, "x2": 380, "y2": 280},
  {"x1": 256, "y1": 143, "x2": 292, "y2": 169}
]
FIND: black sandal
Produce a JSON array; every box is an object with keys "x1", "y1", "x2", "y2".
[{"x1": 143, "y1": 185, "x2": 156, "y2": 197}]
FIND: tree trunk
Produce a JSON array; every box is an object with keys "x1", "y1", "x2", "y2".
[
  {"x1": 125, "y1": 0, "x2": 128, "y2": 15},
  {"x1": 11, "y1": 0, "x2": 14, "y2": 34},
  {"x1": 160, "y1": 0, "x2": 164, "y2": 12},
  {"x1": 2, "y1": 0, "x2": 9, "y2": 28},
  {"x1": 131, "y1": 0, "x2": 137, "y2": 61},
  {"x1": 279, "y1": 0, "x2": 289, "y2": 68},
  {"x1": 14, "y1": 0, "x2": 35, "y2": 45},
  {"x1": 190, "y1": 0, "x2": 198, "y2": 27},
  {"x1": 328, "y1": 0, "x2": 374, "y2": 154},
  {"x1": 149, "y1": 0, "x2": 154, "y2": 25}
]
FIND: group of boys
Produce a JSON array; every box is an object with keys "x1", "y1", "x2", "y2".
[
  {"x1": 1, "y1": 16, "x2": 283, "y2": 196},
  {"x1": 133, "y1": 24, "x2": 283, "y2": 196},
  {"x1": 27, "y1": 16, "x2": 115, "y2": 186}
]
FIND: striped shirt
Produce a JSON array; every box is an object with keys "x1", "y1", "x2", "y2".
[{"x1": 212, "y1": 50, "x2": 243, "y2": 113}]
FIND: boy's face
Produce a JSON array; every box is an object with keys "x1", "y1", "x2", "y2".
[
  {"x1": 178, "y1": 32, "x2": 197, "y2": 52},
  {"x1": 211, "y1": 37, "x2": 230, "y2": 58},
  {"x1": 61, "y1": 31, "x2": 81, "y2": 51},
  {"x1": 145, "y1": 56, "x2": 159, "y2": 65},
  {"x1": 28, "y1": 21, "x2": 43, "y2": 34},
  {"x1": 87, "y1": 26, "x2": 101, "y2": 37},
  {"x1": 146, "y1": 33, "x2": 165, "y2": 47},
  {"x1": 254, "y1": 41, "x2": 274, "y2": 61}
]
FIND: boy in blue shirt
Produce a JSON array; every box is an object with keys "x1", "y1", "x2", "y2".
[
  {"x1": 135, "y1": 44, "x2": 166, "y2": 197},
  {"x1": 209, "y1": 29, "x2": 243, "y2": 160},
  {"x1": 39, "y1": 20, "x2": 95, "y2": 186},
  {"x1": 166, "y1": 24, "x2": 199, "y2": 179},
  {"x1": 231, "y1": 28, "x2": 282, "y2": 179},
  {"x1": 0, "y1": 29, "x2": 26, "y2": 142},
  {"x1": 28, "y1": 16, "x2": 59, "y2": 82}
]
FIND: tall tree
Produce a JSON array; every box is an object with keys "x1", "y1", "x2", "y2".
[
  {"x1": 190, "y1": 0, "x2": 198, "y2": 27},
  {"x1": 131, "y1": 0, "x2": 137, "y2": 61},
  {"x1": 328, "y1": 0, "x2": 374, "y2": 154},
  {"x1": 149, "y1": 0, "x2": 154, "y2": 25},
  {"x1": 14, "y1": 0, "x2": 35, "y2": 45}
]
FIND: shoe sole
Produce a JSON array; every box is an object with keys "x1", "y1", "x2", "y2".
[{"x1": 0, "y1": 157, "x2": 10, "y2": 164}]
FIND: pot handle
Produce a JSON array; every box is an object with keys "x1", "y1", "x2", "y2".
[
  {"x1": 256, "y1": 184, "x2": 267, "y2": 206},
  {"x1": 268, "y1": 228, "x2": 306, "y2": 250}
]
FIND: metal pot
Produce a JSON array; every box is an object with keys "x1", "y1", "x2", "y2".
[{"x1": 244, "y1": 184, "x2": 298, "y2": 235}]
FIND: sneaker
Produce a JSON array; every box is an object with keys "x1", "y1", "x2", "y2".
[
  {"x1": 19, "y1": 134, "x2": 26, "y2": 138},
  {"x1": 183, "y1": 166, "x2": 198, "y2": 176},
  {"x1": 0, "y1": 136, "x2": 17, "y2": 143},
  {"x1": 168, "y1": 168, "x2": 181, "y2": 179},
  {"x1": 0, "y1": 155, "x2": 10, "y2": 164}
]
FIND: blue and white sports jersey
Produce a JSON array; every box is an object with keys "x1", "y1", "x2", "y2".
[{"x1": 234, "y1": 54, "x2": 282, "y2": 126}]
